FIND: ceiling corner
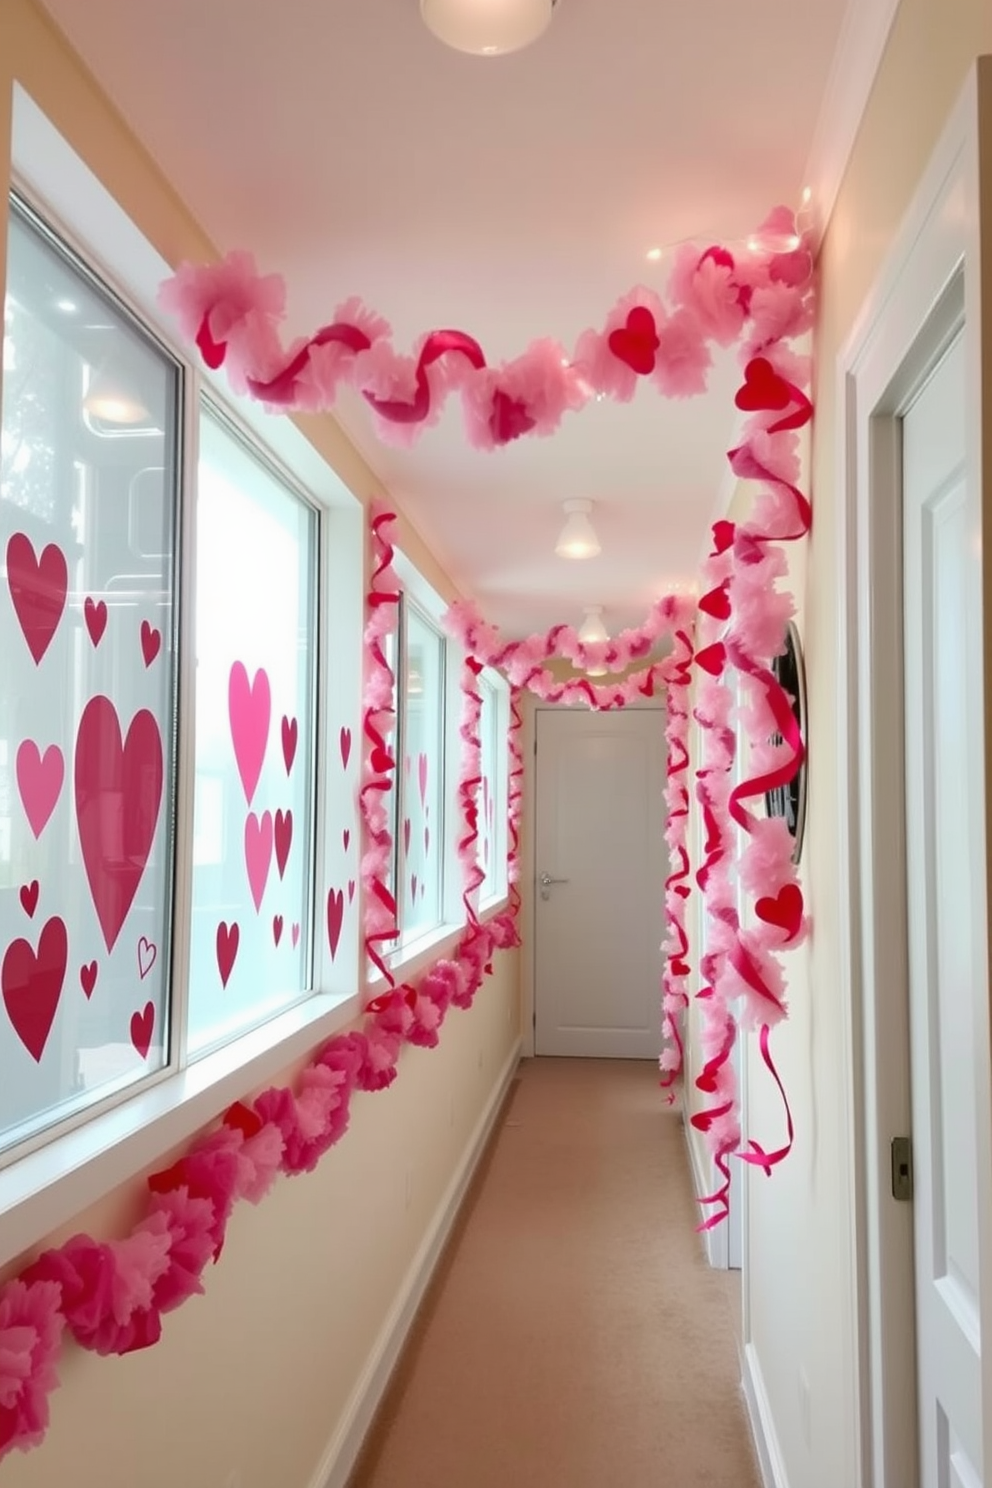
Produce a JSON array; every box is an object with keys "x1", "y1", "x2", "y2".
[{"x1": 801, "y1": 0, "x2": 902, "y2": 247}]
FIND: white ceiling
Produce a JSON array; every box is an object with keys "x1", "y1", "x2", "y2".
[{"x1": 39, "y1": 0, "x2": 851, "y2": 637}]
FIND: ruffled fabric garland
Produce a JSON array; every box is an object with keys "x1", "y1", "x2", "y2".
[
  {"x1": 0, "y1": 509, "x2": 522, "y2": 1465},
  {"x1": 689, "y1": 345, "x2": 812, "y2": 1229},
  {"x1": 157, "y1": 208, "x2": 813, "y2": 452}
]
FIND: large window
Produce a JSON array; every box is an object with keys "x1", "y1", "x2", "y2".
[
  {"x1": 0, "y1": 200, "x2": 326, "y2": 1162},
  {"x1": 478, "y1": 670, "x2": 510, "y2": 906},
  {"x1": 395, "y1": 599, "x2": 446, "y2": 946},
  {"x1": 188, "y1": 410, "x2": 317, "y2": 1054},
  {"x1": 0, "y1": 200, "x2": 180, "y2": 1152}
]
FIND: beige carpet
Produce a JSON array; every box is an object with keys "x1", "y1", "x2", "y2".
[{"x1": 349, "y1": 1058, "x2": 761, "y2": 1488}]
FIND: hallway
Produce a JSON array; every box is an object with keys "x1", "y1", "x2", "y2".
[{"x1": 351, "y1": 1059, "x2": 760, "y2": 1488}]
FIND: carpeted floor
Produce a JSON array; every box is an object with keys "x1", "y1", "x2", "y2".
[{"x1": 349, "y1": 1057, "x2": 761, "y2": 1488}]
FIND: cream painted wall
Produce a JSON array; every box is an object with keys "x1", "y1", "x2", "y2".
[
  {"x1": 741, "y1": 5, "x2": 992, "y2": 1487},
  {"x1": 0, "y1": 4, "x2": 522, "y2": 1485}
]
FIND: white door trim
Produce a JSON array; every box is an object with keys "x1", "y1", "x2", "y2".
[{"x1": 837, "y1": 58, "x2": 992, "y2": 1488}]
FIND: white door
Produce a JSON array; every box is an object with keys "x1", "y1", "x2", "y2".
[
  {"x1": 534, "y1": 706, "x2": 666, "y2": 1058},
  {"x1": 903, "y1": 329, "x2": 987, "y2": 1486}
]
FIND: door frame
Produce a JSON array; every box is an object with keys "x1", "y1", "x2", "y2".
[
  {"x1": 522, "y1": 699, "x2": 665, "y2": 1059},
  {"x1": 838, "y1": 59, "x2": 992, "y2": 1488}
]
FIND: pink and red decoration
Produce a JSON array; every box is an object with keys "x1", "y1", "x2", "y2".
[{"x1": 159, "y1": 209, "x2": 812, "y2": 452}]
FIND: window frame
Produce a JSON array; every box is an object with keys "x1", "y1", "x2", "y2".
[
  {"x1": 0, "y1": 86, "x2": 367, "y2": 1270},
  {"x1": 477, "y1": 666, "x2": 511, "y2": 912}
]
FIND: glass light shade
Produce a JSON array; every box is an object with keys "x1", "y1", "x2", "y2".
[
  {"x1": 555, "y1": 499, "x2": 601, "y2": 560},
  {"x1": 420, "y1": 0, "x2": 554, "y2": 55},
  {"x1": 578, "y1": 607, "x2": 609, "y2": 644}
]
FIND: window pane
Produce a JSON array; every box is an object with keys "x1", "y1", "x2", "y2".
[
  {"x1": 479, "y1": 674, "x2": 508, "y2": 903},
  {"x1": 479, "y1": 677, "x2": 497, "y2": 899},
  {"x1": 0, "y1": 202, "x2": 179, "y2": 1153},
  {"x1": 187, "y1": 408, "x2": 316, "y2": 1055},
  {"x1": 399, "y1": 604, "x2": 444, "y2": 941}
]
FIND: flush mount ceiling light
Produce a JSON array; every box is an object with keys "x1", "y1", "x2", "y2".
[
  {"x1": 555, "y1": 499, "x2": 601, "y2": 560},
  {"x1": 420, "y1": 0, "x2": 556, "y2": 56}
]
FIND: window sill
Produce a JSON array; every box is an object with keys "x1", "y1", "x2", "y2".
[{"x1": 0, "y1": 987, "x2": 363, "y2": 1271}]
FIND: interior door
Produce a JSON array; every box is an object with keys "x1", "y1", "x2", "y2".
[
  {"x1": 902, "y1": 329, "x2": 987, "y2": 1486},
  {"x1": 533, "y1": 706, "x2": 666, "y2": 1058}
]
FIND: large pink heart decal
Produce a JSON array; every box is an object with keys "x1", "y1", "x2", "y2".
[
  {"x1": 74, "y1": 697, "x2": 164, "y2": 954},
  {"x1": 274, "y1": 809, "x2": 293, "y2": 880},
  {"x1": 16, "y1": 740, "x2": 64, "y2": 839},
  {"x1": 6, "y1": 534, "x2": 68, "y2": 665},
  {"x1": 326, "y1": 888, "x2": 345, "y2": 961},
  {"x1": 2, "y1": 915, "x2": 68, "y2": 1062},
  {"x1": 229, "y1": 662, "x2": 270, "y2": 806},
  {"x1": 244, "y1": 810, "x2": 273, "y2": 912}
]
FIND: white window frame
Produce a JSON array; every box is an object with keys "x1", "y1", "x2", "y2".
[{"x1": 0, "y1": 85, "x2": 367, "y2": 1270}]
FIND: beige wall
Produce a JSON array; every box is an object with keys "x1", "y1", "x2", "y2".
[
  {"x1": 741, "y1": 4, "x2": 992, "y2": 1486},
  {"x1": 0, "y1": 4, "x2": 522, "y2": 1485}
]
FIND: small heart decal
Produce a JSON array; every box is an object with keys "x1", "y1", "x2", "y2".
[
  {"x1": 84, "y1": 596, "x2": 108, "y2": 647},
  {"x1": 137, "y1": 936, "x2": 157, "y2": 980},
  {"x1": 755, "y1": 883, "x2": 804, "y2": 941},
  {"x1": 418, "y1": 753, "x2": 429, "y2": 807},
  {"x1": 273, "y1": 914, "x2": 284, "y2": 947},
  {"x1": 1, "y1": 915, "x2": 68, "y2": 1062},
  {"x1": 735, "y1": 356, "x2": 791, "y2": 413},
  {"x1": 19, "y1": 881, "x2": 39, "y2": 918},
  {"x1": 216, "y1": 920, "x2": 240, "y2": 987},
  {"x1": 607, "y1": 306, "x2": 660, "y2": 375},
  {"x1": 274, "y1": 808, "x2": 293, "y2": 880},
  {"x1": 140, "y1": 619, "x2": 162, "y2": 667},
  {"x1": 16, "y1": 740, "x2": 64, "y2": 839},
  {"x1": 411, "y1": 873, "x2": 418, "y2": 903},
  {"x1": 130, "y1": 1000, "x2": 155, "y2": 1060},
  {"x1": 7, "y1": 534, "x2": 68, "y2": 665},
  {"x1": 80, "y1": 960, "x2": 98, "y2": 999},
  {"x1": 291, "y1": 922, "x2": 300, "y2": 949},
  {"x1": 347, "y1": 879, "x2": 356, "y2": 904},
  {"x1": 326, "y1": 888, "x2": 345, "y2": 961},
  {"x1": 282, "y1": 715, "x2": 298, "y2": 775},
  {"x1": 339, "y1": 726, "x2": 352, "y2": 771},
  {"x1": 403, "y1": 817, "x2": 412, "y2": 855},
  {"x1": 342, "y1": 827, "x2": 351, "y2": 852}
]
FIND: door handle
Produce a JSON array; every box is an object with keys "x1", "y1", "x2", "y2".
[{"x1": 539, "y1": 872, "x2": 570, "y2": 900}]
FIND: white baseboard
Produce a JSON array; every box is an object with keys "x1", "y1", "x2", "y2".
[
  {"x1": 309, "y1": 1037, "x2": 522, "y2": 1488},
  {"x1": 742, "y1": 1341, "x2": 791, "y2": 1488},
  {"x1": 682, "y1": 1112, "x2": 728, "y2": 1269}
]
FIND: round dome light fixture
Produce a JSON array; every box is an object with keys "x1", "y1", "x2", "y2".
[{"x1": 420, "y1": 0, "x2": 556, "y2": 56}]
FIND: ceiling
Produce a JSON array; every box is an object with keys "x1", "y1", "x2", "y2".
[{"x1": 39, "y1": 0, "x2": 850, "y2": 638}]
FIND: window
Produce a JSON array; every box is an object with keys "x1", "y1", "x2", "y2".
[
  {"x1": 187, "y1": 408, "x2": 317, "y2": 1055},
  {"x1": 0, "y1": 199, "x2": 180, "y2": 1152},
  {"x1": 0, "y1": 196, "x2": 328, "y2": 1166},
  {"x1": 395, "y1": 598, "x2": 446, "y2": 945},
  {"x1": 478, "y1": 669, "x2": 510, "y2": 906}
]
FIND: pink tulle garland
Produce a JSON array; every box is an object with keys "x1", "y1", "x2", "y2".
[
  {"x1": 0, "y1": 507, "x2": 523, "y2": 1466},
  {"x1": 158, "y1": 210, "x2": 812, "y2": 452},
  {"x1": 659, "y1": 625, "x2": 694, "y2": 1101},
  {"x1": 690, "y1": 334, "x2": 813, "y2": 1227}
]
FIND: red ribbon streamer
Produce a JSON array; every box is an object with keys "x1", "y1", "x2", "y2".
[{"x1": 737, "y1": 1024, "x2": 795, "y2": 1172}]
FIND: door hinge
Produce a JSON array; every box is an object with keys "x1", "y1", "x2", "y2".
[{"x1": 891, "y1": 1136, "x2": 914, "y2": 1201}]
